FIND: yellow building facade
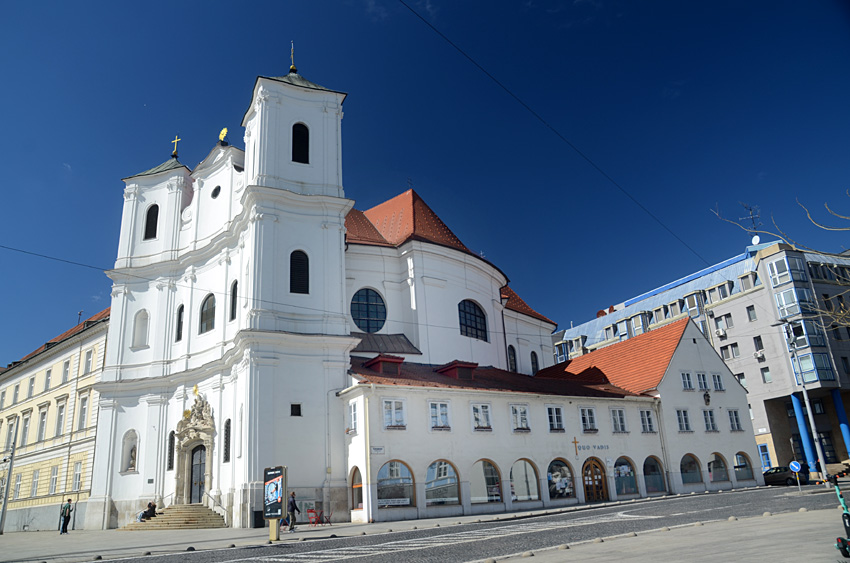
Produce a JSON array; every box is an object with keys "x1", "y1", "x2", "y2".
[{"x1": 0, "y1": 309, "x2": 108, "y2": 532}]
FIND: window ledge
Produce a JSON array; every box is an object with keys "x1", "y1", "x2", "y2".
[
  {"x1": 549, "y1": 428, "x2": 566, "y2": 433},
  {"x1": 612, "y1": 430, "x2": 629, "y2": 434},
  {"x1": 705, "y1": 429, "x2": 720, "y2": 433},
  {"x1": 679, "y1": 430, "x2": 694, "y2": 433},
  {"x1": 513, "y1": 427, "x2": 531, "y2": 433},
  {"x1": 474, "y1": 426, "x2": 492, "y2": 432},
  {"x1": 582, "y1": 428, "x2": 598, "y2": 434},
  {"x1": 682, "y1": 388, "x2": 695, "y2": 392},
  {"x1": 346, "y1": 429, "x2": 357, "y2": 435},
  {"x1": 431, "y1": 426, "x2": 452, "y2": 432},
  {"x1": 730, "y1": 428, "x2": 744, "y2": 432},
  {"x1": 385, "y1": 425, "x2": 406, "y2": 430},
  {"x1": 641, "y1": 430, "x2": 657, "y2": 434},
  {"x1": 129, "y1": 345, "x2": 150, "y2": 352},
  {"x1": 119, "y1": 470, "x2": 139, "y2": 476}
]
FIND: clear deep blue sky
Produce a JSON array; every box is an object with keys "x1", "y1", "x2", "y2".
[{"x1": 2, "y1": 1, "x2": 849, "y2": 364}]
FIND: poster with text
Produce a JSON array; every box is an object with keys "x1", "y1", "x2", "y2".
[{"x1": 263, "y1": 466, "x2": 286, "y2": 519}]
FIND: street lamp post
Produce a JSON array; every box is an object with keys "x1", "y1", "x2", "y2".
[{"x1": 0, "y1": 415, "x2": 19, "y2": 535}]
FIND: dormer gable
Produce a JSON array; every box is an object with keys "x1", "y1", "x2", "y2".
[
  {"x1": 363, "y1": 354, "x2": 405, "y2": 376},
  {"x1": 435, "y1": 360, "x2": 478, "y2": 381}
]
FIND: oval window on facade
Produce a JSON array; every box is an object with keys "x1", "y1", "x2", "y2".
[{"x1": 351, "y1": 288, "x2": 387, "y2": 333}]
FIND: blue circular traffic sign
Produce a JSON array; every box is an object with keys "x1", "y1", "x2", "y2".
[{"x1": 789, "y1": 461, "x2": 801, "y2": 472}]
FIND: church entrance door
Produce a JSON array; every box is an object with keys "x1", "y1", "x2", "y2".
[
  {"x1": 191, "y1": 445, "x2": 206, "y2": 504},
  {"x1": 582, "y1": 458, "x2": 608, "y2": 502}
]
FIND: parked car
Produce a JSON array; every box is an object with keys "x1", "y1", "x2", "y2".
[{"x1": 763, "y1": 466, "x2": 809, "y2": 486}]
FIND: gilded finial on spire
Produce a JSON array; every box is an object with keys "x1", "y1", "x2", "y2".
[
  {"x1": 219, "y1": 127, "x2": 228, "y2": 146},
  {"x1": 171, "y1": 134, "x2": 181, "y2": 158},
  {"x1": 290, "y1": 41, "x2": 297, "y2": 73}
]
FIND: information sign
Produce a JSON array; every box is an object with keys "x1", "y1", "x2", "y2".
[
  {"x1": 789, "y1": 461, "x2": 801, "y2": 473},
  {"x1": 263, "y1": 466, "x2": 286, "y2": 519}
]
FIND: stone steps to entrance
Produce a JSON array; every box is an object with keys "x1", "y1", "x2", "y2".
[{"x1": 121, "y1": 503, "x2": 226, "y2": 530}]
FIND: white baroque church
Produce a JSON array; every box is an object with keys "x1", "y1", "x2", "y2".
[{"x1": 84, "y1": 65, "x2": 559, "y2": 529}]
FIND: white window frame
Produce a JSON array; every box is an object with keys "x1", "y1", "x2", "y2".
[
  {"x1": 77, "y1": 396, "x2": 89, "y2": 431},
  {"x1": 55, "y1": 402, "x2": 66, "y2": 437},
  {"x1": 37, "y1": 408, "x2": 48, "y2": 442},
  {"x1": 472, "y1": 403, "x2": 492, "y2": 430},
  {"x1": 696, "y1": 373, "x2": 708, "y2": 391},
  {"x1": 728, "y1": 409, "x2": 743, "y2": 431},
  {"x1": 347, "y1": 401, "x2": 357, "y2": 434},
  {"x1": 580, "y1": 407, "x2": 597, "y2": 432},
  {"x1": 62, "y1": 360, "x2": 70, "y2": 383},
  {"x1": 677, "y1": 409, "x2": 692, "y2": 432},
  {"x1": 547, "y1": 405, "x2": 564, "y2": 431},
  {"x1": 30, "y1": 469, "x2": 39, "y2": 497},
  {"x1": 712, "y1": 373, "x2": 724, "y2": 391},
  {"x1": 681, "y1": 372, "x2": 694, "y2": 390},
  {"x1": 28, "y1": 377, "x2": 35, "y2": 398},
  {"x1": 429, "y1": 401, "x2": 451, "y2": 430},
  {"x1": 19, "y1": 414, "x2": 30, "y2": 447},
  {"x1": 746, "y1": 305, "x2": 757, "y2": 322},
  {"x1": 611, "y1": 408, "x2": 627, "y2": 433},
  {"x1": 72, "y1": 461, "x2": 82, "y2": 491},
  {"x1": 83, "y1": 350, "x2": 93, "y2": 374},
  {"x1": 44, "y1": 369, "x2": 51, "y2": 392},
  {"x1": 510, "y1": 404, "x2": 530, "y2": 432},
  {"x1": 49, "y1": 466, "x2": 58, "y2": 495},
  {"x1": 382, "y1": 399, "x2": 406, "y2": 430},
  {"x1": 13, "y1": 473, "x2": 21, "y2": 499},
  {"x1": 768, "y1": 258, "x2": 790, "y2": 286},
  {"x1": 703, "y1": 409, "x2": 718, "y2": 431},
  {"x1": 640, "y1": 409, "x2": 655, "y2": 433},
  {"x1": 730, "y1": 343, "x2": 740, "y2": 358}
]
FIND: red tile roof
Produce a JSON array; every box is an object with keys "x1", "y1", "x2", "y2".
[
  {"x1": 350, "y1": 356, "x2": 638, "y2": 398},
  {"x1": 344, "y1": 208, "x2": 393, "y2": 247},
  {"x1": 535, "y1": 318, "x2": 690, "y2": 395},
  {"x1": 360, "y1": 189, "x2": 470, "y2": 253},
  {"x1": 16, "y1": 308, "x2": 111, "y2": 365},
  {"x1": 501, "y1": 286, "x2": 555, "y2": 326}
]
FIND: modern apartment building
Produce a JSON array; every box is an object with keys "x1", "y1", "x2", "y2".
[
  {"x1": 554, "y1": 242, "x2": 850, "y2": 476},
  {"x1": 0, "y1": 309, "x2": 109, "y2": 532}
]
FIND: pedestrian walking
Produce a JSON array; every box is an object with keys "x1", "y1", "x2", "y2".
[
  {"x1": 287, "y1": 491, "x2": 300, "y2": 532},
  {"x1": 59, "y1": 499, "x2": 73, "y2": 534}
]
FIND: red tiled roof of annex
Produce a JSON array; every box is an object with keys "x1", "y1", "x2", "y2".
[
  {"x1": 350, "y1": 356, "x2": 638, "y2": 399},
  {"x1": 535, "y1": 318, "x2": 690, "y2": 395},
  {"x1": 344, "y1": 189, "x2": 552, "y2": 327},
  {"x1": 17, "y1": 308, "x2": 111, "y2": 364}
]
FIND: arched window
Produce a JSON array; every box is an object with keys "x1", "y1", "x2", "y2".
[
  {"x1": 132, "y1": 310, "x2": 149, "y2": 348},
  {"x1": 507, "y1": 346, "x2": 517, "y2": 372},
  {"x1": 290, "y1": 251, "x2": 309, "y2": 294},
  {"x1": 199, "y1": 294, "x2": 215, "y2": 334},
  {"x1": 292, "y1": 123, "x2": 309, "y2": 164},
  {"x1": 425, "y1": 460, "x2": 459, "y2": 506},
  {"x1": 680, "y1": 454, "x2": 702, "y2": 484},
  {"x1": 510, "y1": 459, "x2": 539, "y2": 501},
  {"x1": 547, "y1": 459, "x2": 575, "y2": 499},
  {"x1": 144, "y1": 205, "x2": 159, "y2": 240},
  {"x1": 614, "y1": 457, "x2": 638, "y2": 495},
  {"x1": 643, "y1": 456, "x2": 666, "y2": 492},
  {"x1": 708, "y1": 453, "x2": 729, "y2": 482},
  {"x1": 351, "y1": 467, "x2": 363, "y2": 509},
  {"x1": 122, "y1": 430, "x2": 138, "y2": 472},
  {"x1": 470, "y1": 459, "x2": 501, "y2": 503},
  {"x1": 458, "y1": 300, "x2": 488, "y2": 341},
  {"x1": 351, "y1": 288, "x2": 387, "y2": 333},
  {"x1": 167, "y1": 431, "x2": 175, "y2": 471},
  {"x1": 530, "y1": 351, "x2": 539, "y2": 374},
  {"x1": 734, "y1": 452, "x2": 754, "y2": 481},
  {"x1": 223, "y1": 419, "x2": 231, "y2": 463},
  {"x1": 175, "y1": 305, "x2": 184, "y2": 342},
  {"x1": 377, "y1": 460, "x2": 415, "y2": 508},
  {"x1": 230, "y1": 281, "x2": 238, "y2": 321}
]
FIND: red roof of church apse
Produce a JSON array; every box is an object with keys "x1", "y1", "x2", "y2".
[{"x1": 535, "y1": 318, "x2": 691, "y2": 395}]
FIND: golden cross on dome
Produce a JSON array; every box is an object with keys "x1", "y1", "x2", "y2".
[{"x1": 171, "y1": 135, "x2": 181, "y2": 157}]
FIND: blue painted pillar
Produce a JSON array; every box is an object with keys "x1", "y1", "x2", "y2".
[
  {"x1": 791, "y1": 393, "x2": 816, "y2": 467},
  {"x1": 831, "y1": 389, "x2": 850, "y2": 459}
]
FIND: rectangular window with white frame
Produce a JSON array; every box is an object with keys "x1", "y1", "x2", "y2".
[
  {"x1": 729, "y1": 409, "x2": 743, "y2": 431},
  {"x1": 37, "y1": 409, "x2": 47, "y2": 442},
  {"x1": 712, "y1": 373, "x2": 724, "y2": 391},
  {"x1": 677, "y1": 409, "x2": 691, "y2": 432},
  {"x1": 382, "y1": 399, "x2": 405, "y2": 429},
  {"x1": 72, "y1": 461, "x2": 82, "y2": 491},
  {"x1": 20, "y1": 414, "x2": 30, "y2": 447},
  {"x1": 77, "y1": 396, "x2": 89, "y2": 431},
  {"x1": 547, "y1": 405, "x2": 564, "y2": 432},
  {"x1": 84, "y1": 350, "x2": 93, "y2": 374},
  {"x1": 44, "y1": 369, "x2": 51, "y2": 392},
  {"x1": 55, "y1": 402, "x2": 66, "y2": 437},
  {"x1": 0, "y1": 390, "x2": 5, "y2": 409},
  {"x1": 703, "y1": 409, "x2": 718, "y2": 431},
  {"x1": 28, "y1": 377, "x2": 35, "y2": 398},
  {"x1": 696, "y1": 373, "x2": 708, "y2": 391},
  {"x1": 768, "y1": 258, "x2": 790, "y2": 286},
  {"x1": 746, "y1": 305, "x2": 757, "y2": 322},
  {"x1": 49, "y1": 466, "x2": 58, "y2": 495},
  {"x1": 681, "y1": 372, "x2": 694, "y2": 390},
  {"x1": 31, "y1": 469, "x2": 39, "y2": 498},
  {"x1": 472, "y1": 403, "x2": 492, "y2": 430},
  {"x1": 430, "y1": 401, "x2": 451, "y2": 430},
  {"x1": 13, "y1": 384, "x2": 19, "y2": 404},
  {"x1": 580, "y1": 407, "x2": 597, "y2": 432},
  {"x1": 347, "y1": 401, "x2": 357, "y2": 434},
  {"x1": 13, "y1": 474, "x2": 21, "y2": 499},
  {"x1": 62, "y1": 360, "x2": 70, "y2": 383},
  {"x1": 5, "y1": 419, "x2": 14, "y2": 450},
  {"x1": 510, "y1": 404, "x2": 530, "y2": 432},
  {"x1": 611, "y1": 408, "x2": 627, "y2": 433},
  {"x1": 640, "y1": 409, "x2": 655, "y2": 433}
]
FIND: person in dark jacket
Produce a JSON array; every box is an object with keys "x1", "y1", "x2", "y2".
[
  {"x1": 59, "y1": 499, "x2": 73, "y2": 534},
  {"x1": 287, "y1": 491, "x2": 300, "y2": 532}
]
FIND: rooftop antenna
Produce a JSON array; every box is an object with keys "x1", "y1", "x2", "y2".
[
  {"x1": 407, "y1": 177, "x2": 413, "y2": 189},
  {"x1": 739, "y1": 202, "x2": 762, "y2": 245},
  {"x1": 77, "y1": 310, "x2": 83, "y2": 324}
]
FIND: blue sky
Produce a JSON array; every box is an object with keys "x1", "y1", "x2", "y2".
[{"x1": 1, "y1": 1, "x2": 849, "y2": 364}]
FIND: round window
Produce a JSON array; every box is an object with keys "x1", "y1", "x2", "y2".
[
  {"x1": 211, "y1": 186, "x2": 221, "y2": 199},
  {"x1": 351, "y1": 288, "x2": 386, "y2": 333}
]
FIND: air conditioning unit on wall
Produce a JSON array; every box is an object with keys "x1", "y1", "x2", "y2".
[
  {"x1": 715, "y1": 328, "x2": 726, "y2": 337},
  {"x1": 754, "y1": 350, "x2": 765, "y2": 360}
]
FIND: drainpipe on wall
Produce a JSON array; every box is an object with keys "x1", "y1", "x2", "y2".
[{"x1": 652, "y1": 397, "x2": 673, "y2": 492}]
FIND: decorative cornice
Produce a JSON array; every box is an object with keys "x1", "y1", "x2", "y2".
[{"x1": 123, "y1": 185, "x2": 139, "y2": 201}]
